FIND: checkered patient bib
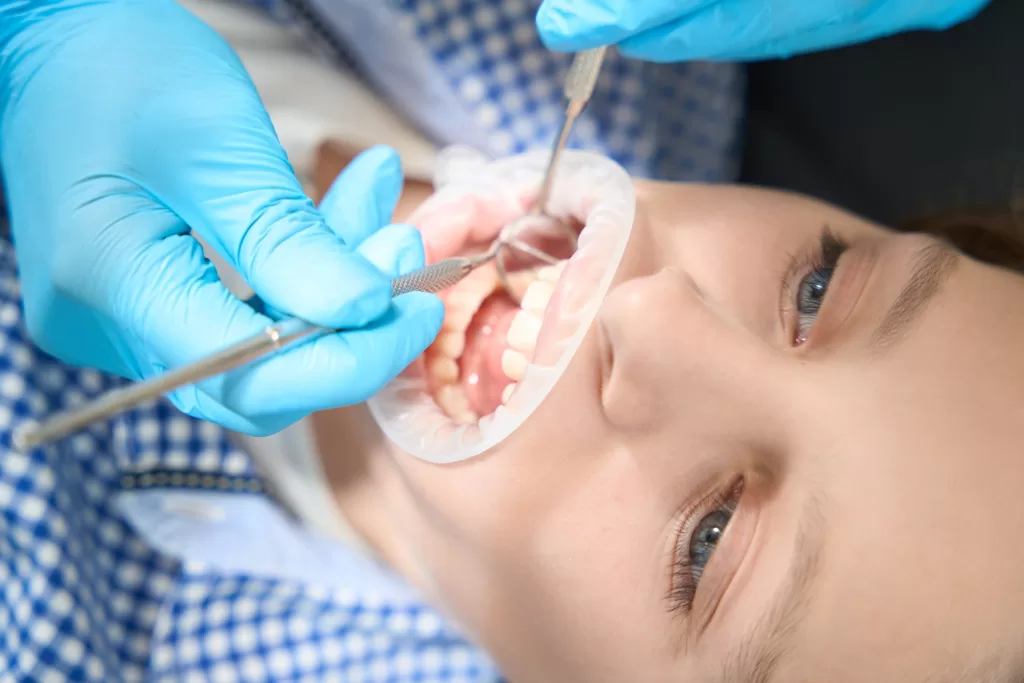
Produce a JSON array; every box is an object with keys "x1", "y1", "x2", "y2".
[
  {"x1": 0, "y1": 236, "x2": 499, "y2": 681},
  {"x1": 245, "y1": 0, "x2": 746, "y2": 182}
]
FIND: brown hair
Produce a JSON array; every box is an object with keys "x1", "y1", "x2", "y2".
[{"x1": 903, "y1": 209, "x2": 1024, "y2": 273}]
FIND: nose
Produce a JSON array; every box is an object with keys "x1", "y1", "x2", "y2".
[{"x1": 596, "y1": 267, "x2": 770, "y2": 431}]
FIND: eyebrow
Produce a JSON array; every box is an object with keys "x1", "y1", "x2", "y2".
[
  {"x1": 872, "y1": 240, "x2": 960, "y2": 348},
  {"x1": 713, "y1": 496, "x2": 827, "y2": 683}
]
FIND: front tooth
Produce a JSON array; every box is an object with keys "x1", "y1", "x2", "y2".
[
  {"x1": 537, "y1": 262, "x2": 566, "y2": 282},
  {"x1": 434, "y1": 332, "x2": 466, "y2": 358},
  {"x1": 501, "y1": 269, "x2": 537, "y2": 301},
  {"x1": 501, "y1": 383, "x2": 517, "y2": 404},
  {"x1": 520, "y1": 280, "x2": 555, "y2": 314},
  {"x1": 501, "y1": 349, "x2": 528, "y2": 381},
  {"x1": 429, "y1": 357, "x2": 459, "y2": 382},
  {"x1": 507, "y1": 310, "x2": 542, "y2": 353}
]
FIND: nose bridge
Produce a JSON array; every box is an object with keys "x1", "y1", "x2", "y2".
[{"x1": 598, "y1": 268, "x2": 765, "y2": 429}]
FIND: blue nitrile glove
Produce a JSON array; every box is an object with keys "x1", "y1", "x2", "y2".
[
  {"x1": 537, "y1": 0, "x2": 991, "y2": 61},
  {"x1": 0, "y1": 0, "x2": 443, "y2": 435}
]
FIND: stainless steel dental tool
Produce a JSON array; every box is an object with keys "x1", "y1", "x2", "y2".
[
  {"x1": 494, "y1": 46, "x2": 608, "y2": 300},
  {"x1": 533, "y1": 46, "x2": 608, "y2": 216},
  {"x1": 12, "y1": 254, "x2": 497, "y2": 450}
]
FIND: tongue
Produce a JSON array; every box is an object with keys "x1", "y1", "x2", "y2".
[{"x1": 459, "y1": 293, "x2": 519, "y2": 417}]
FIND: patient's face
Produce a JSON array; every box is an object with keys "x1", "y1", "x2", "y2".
[{"x1": 376, "y1": 181, "x2": 1024, "y2": 682}]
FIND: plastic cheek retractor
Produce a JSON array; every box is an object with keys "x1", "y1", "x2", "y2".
[{"x1": 368, "y1": 146, "x2": 636, "y2": 464}]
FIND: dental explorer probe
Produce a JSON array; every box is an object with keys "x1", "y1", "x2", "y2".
[
  {"x1": 12, "y1": 252, "x2": 498, "y2": 451},
  {"x1": 494, "y1": 46, "x2": 608, "y2": 300},
  {"x1": 531, "y1": 46, "x2": 608, "y2": 216}
]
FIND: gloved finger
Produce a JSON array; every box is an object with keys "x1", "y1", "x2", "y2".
[
  {"x1": 240, "y1": 224, "x2": 425, "y2": 323},
  {"x1": 703, "y1": 0, "x2": 991, "y2": 60},
  {"x1": 148, "y1": 92, "x2": 395, "y2": 330},
  {"x1": 536, "y1": 0, "x2": 716, "y2": 51},
  {"x1": 318, "y1": 145, "x2": 404, "y2": 246},
  {"x1": 202, "y1": 292, "x2": 444, "y2": 421},
  {"x1": 184, "y1": 225, "x2": 428, "y2": 434},
  {"x1": 172, "y1": 387, "x2": 304, "y2": 437},
  {"x1": 122, "y1": 231, "x2": 440, "y2": 432},
  {"x1": 615, "y1": 0, "x2": 990, "y2": 62},
  {"x1": 615, "y1": 0, "x2": 837, "y2": 62},
  {"x1": 354, "y1": 224, "x2": 427, "y2": 279}
]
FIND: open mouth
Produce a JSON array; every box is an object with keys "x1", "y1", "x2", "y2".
[
  {"x1": 424, "y1": 218, "x2": 578, "y2": 423},
  {"x1": 367, "y1": 148, "x2": 635, "y2": 464}
]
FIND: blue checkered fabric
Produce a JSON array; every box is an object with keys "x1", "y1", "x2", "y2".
[
  {"x1": 237, "y1": 0, "x2": 746, "y2": 182},
  {"x1": 0, "y1": 236, "x2": 500, "y2": 681}
]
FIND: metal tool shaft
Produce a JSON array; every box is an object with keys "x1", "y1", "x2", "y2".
[
  {"x1": 13, "y1": 256, "x2": 488, "y2": 450},
  {"x1": 532, "y1": 46, "x2": 608, "y2": 215}
]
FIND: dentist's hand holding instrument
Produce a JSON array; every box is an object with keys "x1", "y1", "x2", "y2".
[
  {"x1": 537, "y1": 0, "x2": 991, "y2": 61},
  {"x1": 0, "y1": 0, "x2": 443, "y2": 437},
  {"x1": 13, "y1": 46, "x2": 609, "y2": 449}
]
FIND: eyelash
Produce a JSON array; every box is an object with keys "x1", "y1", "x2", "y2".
[
  {"x1": 669, "y1": 479, "x2": 745, "y2": 614},
  {"x1": 783, "y1": 228, "x2": 849, "y2": 345}
]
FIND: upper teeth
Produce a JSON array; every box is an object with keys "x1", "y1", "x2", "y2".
[
  {"x1": 501, "y1": 348, "x2": 528, "y2": 381},
  {"x1": 426, "y1": 259, "x2": 561, "y2": 421},
  {"x1": 520, "y1": 280, "x2": 555, "y2": 313},
  {"x1": 537, "y1": 263, "x2": 565, "y2": 282},
  {"x1": 506, "y1": 309, "x2": 542, "y2": 352}
]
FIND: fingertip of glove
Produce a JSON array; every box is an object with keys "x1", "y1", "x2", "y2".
[
  {"x1": 390, "y1": 225, "x2": 428, "y2": 275},
  {"x1": 536, "y1": 3, "x2": 599, "y2": 50},
  {"x1": 356, "y1": 224, "x2": 427, "y2": 277},
  {"x1": 617, "y1": 34, "x2": 694, "y2": 62},
  {"x1": 356, "y1": 145, "x2": 402, "y2": 179}
]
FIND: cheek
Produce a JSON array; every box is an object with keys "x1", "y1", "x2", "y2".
[
  {"x1": 468, "y1": 458, "x2": 686, "y2": 680},
  {"x1": 390, "y1": 432, "x2": 684, "y2": 679},
  {"x1": 389, "y1": 328, "x2": 618, "y2": 546}
]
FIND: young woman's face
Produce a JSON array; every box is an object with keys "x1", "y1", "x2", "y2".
[{"x1": 375, "y1": 181, "x2": 1024, "y2": 682}]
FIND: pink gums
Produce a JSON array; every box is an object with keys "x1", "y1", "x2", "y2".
[{"x1": 458, "y1": 293, "x2": 519, "y2": 416}]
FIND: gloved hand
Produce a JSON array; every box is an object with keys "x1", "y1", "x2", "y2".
[
  {"x1": 537, "y1": 0, "x2": 991, "y2": 61},
  {"x1": 0, "y1": 0, "x2": 443, "y2": 435}
]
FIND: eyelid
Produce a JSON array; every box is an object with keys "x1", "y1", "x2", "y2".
[
  {"x1": 778, "y1": 231, "x2": 877, "y2": 351},
  {"x1": 798, "y1": 245, "x2": 879, "y2": 351},
  {"x1": 668, "y1": 478, "x2": 744, "y2": 617},
  {"x1": 778, "y1": 239, "x2": 828, "y2": 346}
]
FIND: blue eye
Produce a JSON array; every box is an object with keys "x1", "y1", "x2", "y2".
[
  {"x1": 688, "y1": 506, "x2": 734, "y2": 586},
  {"x1": 670, "y1": 481, "x2": 744, "y2": 613},
  {"x1": 795, "y1": 267, "x2": 835, "y2": 344},
  {"x1": 793, "y1": 230, "x2": 847, "y2": 345}
]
